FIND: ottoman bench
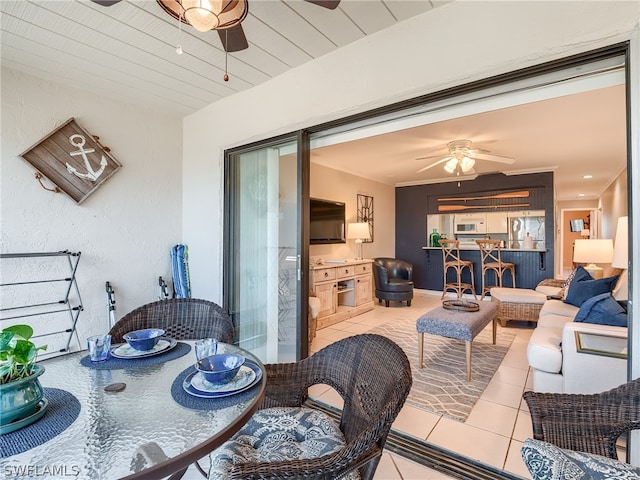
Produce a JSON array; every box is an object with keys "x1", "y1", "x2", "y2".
[
  {"x1": 416, "y1": 301, "x2": 499, "y2": 381},
  {"x1": 490, "y1": 287, "x2": 547, "y2": 327}
]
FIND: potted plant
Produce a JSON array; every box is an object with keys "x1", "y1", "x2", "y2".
[{"x1": 0, "y1": 325, "x2": 47, "y2": 430}]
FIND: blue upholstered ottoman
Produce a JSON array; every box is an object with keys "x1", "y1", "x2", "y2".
[{"x1": 416, "y1": 301, "x2": 499, "y2": 381}]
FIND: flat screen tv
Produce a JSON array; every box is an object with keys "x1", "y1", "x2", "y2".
[
  {"x1": 569, "y1": 219, "x2": 585, "y2": 232},
  {"x1": 310, "y1": 198, "x2": 345, "y2": 244}
]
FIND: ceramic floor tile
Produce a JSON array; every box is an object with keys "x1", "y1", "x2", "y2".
[
  {"x1": 490, "y1": 364, "x2": 528, "y2": 388},
  {"x1": 312, "y1": 385, "x2": 344, "y2": 409},
  {"x1": 340, "y1": 322, "x2": 376, "y2": 334},
  {"x1": 465, "y1": 399, "x2": 518, "y2": 437},
  {"x1": 497, "y1": 348, "x2": 530, "y2": 370},
  {"x1": 391, "y1": 404, "x2": 441, "y2": 440},
  {"x1": 512, "y1": 409, "x2": 533, "y2": 442},
  {"x1": 373, "y1": 452, "x2": 402, "y2": 479},
  {"x1": 427, "y1": 416, "x2": 511, "y2": 469},
  {"x1": 480, "y1": 378, "x2": 524, "y2": 409},
  {"x1": 504, "y1": 439, "x2": 532, "y2": 479},
  {"x1": 390, "y1": 453, "x2": 455, "y2": 479}
]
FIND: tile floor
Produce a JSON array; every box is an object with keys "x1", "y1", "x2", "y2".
[
  {"x1": 308, "y1": 289, "x2": 535, "y2": 479},
  {"x1": 184, "y1": 289, "x2": 536, "y2": 479}
]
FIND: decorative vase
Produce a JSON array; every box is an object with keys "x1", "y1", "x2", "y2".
[
  {"x1": 429, "y1": 229, "x2": 441, "y2": 247},
  {"x1": 0, "y1": 364, "x2": 45, "y2": 427}
]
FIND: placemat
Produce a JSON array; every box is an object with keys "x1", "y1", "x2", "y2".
[
  {"x1": 1, "y1": 388, "x2": 81, "y2": 457},
  {"x1": 171, "y1": 364, "x2": 262, "y2": 411},
  {"x1": 80, "y1": 341, "x2": 190, "y2": 369}
]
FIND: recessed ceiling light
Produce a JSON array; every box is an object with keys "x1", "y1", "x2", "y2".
[
  {"x1": 583, "y1": 175, "x2": 593, "y2": 179},
  {"x1": 578, "y1": 193, "x2": 585, "y2": 197}
]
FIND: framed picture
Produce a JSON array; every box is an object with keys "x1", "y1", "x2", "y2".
[
  {"x1": 20, "y1": 118, "x2": 122, "y2": 204},
  {"x1": 357, "y1": 194, "x2": 374, "y2": 243}
]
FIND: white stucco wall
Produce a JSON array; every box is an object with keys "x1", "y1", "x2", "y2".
[
  {"x1": 182, "y1": 1, "x2": 640, "y2": 300},
  {"x1": 1, "y1": 69, "x2": 183, "y2": 344}
]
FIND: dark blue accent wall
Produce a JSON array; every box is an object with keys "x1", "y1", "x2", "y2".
[{"x1": 395, "y1": 172, "x2": 555, "y2": 291}]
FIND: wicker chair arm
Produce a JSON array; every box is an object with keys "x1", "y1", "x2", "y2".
[
  {"x1": 536, "y1": 278, "x2": 566, "y2": 289},
  {"x1": 228, "y1": 446, "x2": 381, "y2": 480}
]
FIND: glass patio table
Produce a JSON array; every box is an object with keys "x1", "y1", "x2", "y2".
[{"x1": 1, "y1": 341, "x2": 266, "y2": 479}]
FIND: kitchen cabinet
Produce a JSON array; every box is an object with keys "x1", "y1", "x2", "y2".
[
  {"x1": 310, "y1": 260, "x2": 374, "y2": 329},
  {"x1": 486, "y1": 212, "x2": 508, "y2": 233}
]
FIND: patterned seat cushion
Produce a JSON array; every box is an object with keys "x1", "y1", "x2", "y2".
[
  {"x1": 209, "y1": 406, "x2": 360, "y2": 480},
  {"x1": 521, "y1": 438, "x2": 640, "y2": 480}
]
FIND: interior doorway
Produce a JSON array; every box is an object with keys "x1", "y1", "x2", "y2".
[{"x1": 559, "y1": 208, "x2": 599, "y2": 277}]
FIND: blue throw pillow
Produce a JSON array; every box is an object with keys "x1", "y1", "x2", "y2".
[
  {"x1": 574, "y1": 292, "x2": 628, "y2": 327},
  {"x1": 564, "y1": 266, "x2": 619, "y2": 307}
]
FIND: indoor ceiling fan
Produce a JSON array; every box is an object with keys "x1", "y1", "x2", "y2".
[
  {"x1": 91, "y1": 0, "x2": 341, "y2": 53},
  {"x1": 415, "y1": 139, "x2": 515, "y2": 176}
]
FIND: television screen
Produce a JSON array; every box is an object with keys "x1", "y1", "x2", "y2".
[
  {"x1": 569, "y1": 219, "x2": 585, "y2": 232},
  {"x1": 310, "y1": 198, "x2": 345, "y2": 244}
]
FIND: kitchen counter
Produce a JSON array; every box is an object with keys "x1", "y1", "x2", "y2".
[{"x1": 422, "y1": 246, "x2": 547, "y2": 252}]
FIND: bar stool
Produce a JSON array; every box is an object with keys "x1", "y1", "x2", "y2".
[
  {"x1": 475, "y1": 239, "x2": 516, "y2": 298},
  {"x1": 440, "y1": 239, "x2": 477, "y2": 299}
]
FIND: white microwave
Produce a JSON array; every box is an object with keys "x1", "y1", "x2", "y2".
[{"x1": 454, "y1": 216, "x2": 486, "y2": 234}]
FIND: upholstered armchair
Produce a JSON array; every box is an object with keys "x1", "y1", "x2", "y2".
[{"x1": 373, "y1": 257, "x2": 414, "y2": 307}]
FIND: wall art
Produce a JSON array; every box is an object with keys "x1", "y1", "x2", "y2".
[
  {"x1": 20, "y1": 118, "x2": 122, "y2": 204},
  {"x1": 357, "y1": 194, "x2": 374, "y2": 243}
]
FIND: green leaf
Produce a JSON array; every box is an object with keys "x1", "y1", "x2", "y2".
[
  {"x1": 0, "y1": 331, "x2": 14, "y2": 352},
  {"x1": 3, "y1": 325, "x2": 33, "y2": 341},
  {"x1": 12, "y1": 339, "x2": 36, "y2": 364}
]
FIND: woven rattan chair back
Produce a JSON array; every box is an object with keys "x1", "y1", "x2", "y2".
[
  {"x1": 476, "y1": 239, "x2": 515, "y2": 297},
  {"x1": 439, "y1": 239, "x2": 476, "y2": 299},
  {"x1": 523, "y1": 378, "x2": 640, "y2": 459},
  {"x1": 242, "y1": 334, "x2": 412, "y2": 480},
  {"x1": 109, "y1": 298, "x2": 234, "y2": 344}
]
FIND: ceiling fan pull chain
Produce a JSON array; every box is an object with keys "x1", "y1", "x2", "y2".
[
  {"x1": 176, "y1": 6, "x2": 183, "y2": 55},
  {"x1": 223, "y1": 30, "x2": 229, "y2": 81}
]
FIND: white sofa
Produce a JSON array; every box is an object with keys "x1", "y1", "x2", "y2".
[{"x1": 526, "y1": 278, "x2": 628, "y2": 394}]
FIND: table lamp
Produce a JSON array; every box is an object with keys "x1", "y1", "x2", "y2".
[
  {"x1": 347, "y1": 222, "x2": 371, "y2": 260},
  {"x1": 573, "y1": 238, "x2": 614, "y2": 279}
]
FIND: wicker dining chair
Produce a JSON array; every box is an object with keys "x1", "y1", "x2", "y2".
[
  {"x1": 109, "y1": 298, "x2": 234, "y2": 344},
  {"x1": 523, "y1": 378, "x2": 640, "y2": 459},
  {"x1": 208, "y1": 334, "x2": 413, "y2": 480}
]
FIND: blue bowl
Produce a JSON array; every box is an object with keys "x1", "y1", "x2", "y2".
[
  {"x1": 123, "y1": 328, "x2": 165, "y2": 351},
  {"x1": 195, "y1": 353, "x2": 245, "y2": 385}
]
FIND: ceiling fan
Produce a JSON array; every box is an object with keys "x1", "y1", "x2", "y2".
[
  {"x1": 91, "y1": 1, "x2": 341, "y2": 53},
  {"x1": 415, "y1": 139, "x2": 515, "y2": 176}
]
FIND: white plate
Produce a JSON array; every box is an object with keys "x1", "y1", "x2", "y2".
[
  {"x1": 190, "y1": 365, "x2": 256, "y2": 394},
  {"x1": 182, "y1": 362, "x2": 263, "y2": 398},
  {"x1": 111, "y1": 338, "x2": 177, "y2": 359}
]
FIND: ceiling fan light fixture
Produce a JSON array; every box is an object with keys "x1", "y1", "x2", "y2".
[
  {"x1": 444, "y1": 158, "x2": 458, "y2": 173},
  {"x1": 461, "y1": 156, "x2": 475, "y2": 172},
  {"x1": 179, "y1": 0, "x2": 247, "y2": 32}
]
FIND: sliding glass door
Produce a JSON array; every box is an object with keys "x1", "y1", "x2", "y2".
[{"x1": 225, "y1": 134, "x2": 309, "y2": 363}]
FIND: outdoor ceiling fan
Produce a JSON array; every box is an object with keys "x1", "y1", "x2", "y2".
[
  {"x1": 415, "y1": 139, "x2": 515, "y2": 176},
  {"x1": 91, "y1": 0, "x2": 341, "y2": 52}
]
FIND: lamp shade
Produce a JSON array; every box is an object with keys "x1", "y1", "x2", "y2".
[
  {"x1": 347, "y1": 222, "x2": 371, "y2": 241},
  {"x1": 573, "y1": 239, "x2": 614, "y2": 264},
  {"x1": 611, "y1": 216, "x2": 628, "y2": 269}
]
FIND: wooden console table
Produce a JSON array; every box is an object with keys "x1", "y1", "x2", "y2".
[{"x1": 310, "y1": 260, "x2": 374, "y2": 329}]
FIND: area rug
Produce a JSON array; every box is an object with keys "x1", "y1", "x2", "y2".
[{"x1": 368, "y1": 302, "x2": 515, "y2": 422}]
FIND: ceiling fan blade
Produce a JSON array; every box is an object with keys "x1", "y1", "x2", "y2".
[
  {"x1": 218, "y1": 24, "x2": 249, "y2": 52},
  {"x1": 416, "y1": 156, "x2": 451, "y2": 174},
  {"x1": 90, "y1": 0, "x2": 122, "y2": 5},
  {"x1": 471, "y1": 152, "x2": 515, "y2": 164},
  {"x1": 415, "y1": 153, "x2": 447, "y2": 162},
  {"x1": 304, "y1": 0, "x2": 341, "y2": 9}
]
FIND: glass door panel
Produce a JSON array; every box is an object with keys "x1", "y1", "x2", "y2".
[{"x1": 226, "y1": 138, "x2": 300, "y2": 363}]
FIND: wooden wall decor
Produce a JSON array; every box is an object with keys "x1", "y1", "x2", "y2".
[
  {"x1": 357, "y1": 194, "x2": 374, "y2": 243},
  {"x1": 20, "y1": 118, "x2": 122, "y2": 204}
]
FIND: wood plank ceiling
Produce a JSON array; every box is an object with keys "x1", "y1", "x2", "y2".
[{"x1": 0, "y1": 0, "x2": 441, "y2": 116}]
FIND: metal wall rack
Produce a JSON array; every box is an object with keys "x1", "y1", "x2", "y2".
[{"x1": 0, "y1": 250, "x2": 83, "y2": 356}]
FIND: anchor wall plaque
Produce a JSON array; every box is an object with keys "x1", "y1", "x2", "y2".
[{"x1": 20, "y1": 118, "x2": 122, "y2": 204}]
